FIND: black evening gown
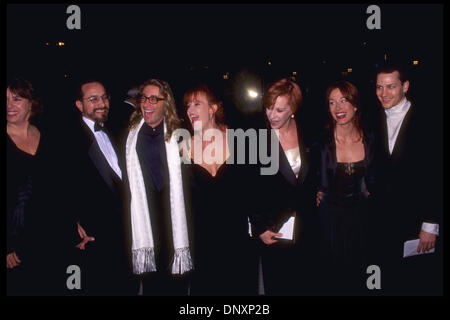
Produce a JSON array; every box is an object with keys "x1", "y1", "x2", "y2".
[
  {"x1": 7, "y1": 134, "x2": 36, "y2": 295},
  {"x1": 318, "y1": 160, "x2": 369, "y2": 294},
  {"x1": 189, "y1": 162, "x2": 258, "y2": 296},
  {"x1": 7, "y1": 131, "x2": 75, "y2": 295}
]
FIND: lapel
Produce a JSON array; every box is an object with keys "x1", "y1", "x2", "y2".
[
  {"x1": 275, "y1": 120, "x2": 309, "y2": 187},
  {"x1": 296, "y1": 125, "x2": 309, "y2": 185},
  {"x1": 390, "y1": 105, "x2": 414, "y2": 163},
  {"x1": 277, "y1": 140, "x2": 297, "y2": 186},
  {"x1": 81, "y1": 120, "x2": 120, "y2": 194},
  {"x1": 380, "y1": 111, "x2": 390, "y2": 158}
]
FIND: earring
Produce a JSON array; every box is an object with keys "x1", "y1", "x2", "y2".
[{"x1": 291, "y1": 114, "x2": 294, "y2": 119}]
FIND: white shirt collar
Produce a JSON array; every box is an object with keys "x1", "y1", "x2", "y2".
[
  {"x1": 384, "y1": 97, "x2": 410, "y2": 117},
  {"x1": 82, "y1": 116, "x2": 102, "y2": 133}
]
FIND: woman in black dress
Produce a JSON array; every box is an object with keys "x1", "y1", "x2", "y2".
[
  {"x1": 6, "y1": 77, "x2": 44, "y2": 294},
  {"x1": 316, "y1": 81, "x2": 377, "y2": 294},
  {"x1": 182, "y1": 84, "x2": 258, "y2": 295},
  {"x1": 249, "y1": 78, "x2": 318, "y2": 295}
]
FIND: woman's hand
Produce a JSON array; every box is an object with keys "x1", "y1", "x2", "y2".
[
  {"x1": 75, "y1": 222, "x2": 95, "y2": 250},
  {"x1": 7, "y1": 252, "x2": 21, "y2": 269},
  {"x1": 316, "y1": 191, "x2": 323, "y2": 207},
  {"x1": 259, "y1": 230, "x2": 283, "y2": 245}
]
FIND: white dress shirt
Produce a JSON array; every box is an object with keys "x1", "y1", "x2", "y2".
[
  {"x1": 384, "y1": 97, "x2": 411, "y2": 155},
  {"x1": 384, "y1": 100, "x2": 439, "y2": 236},
  {"x1": 83, "y1": 117, "x2": 122, "y2": 180}
]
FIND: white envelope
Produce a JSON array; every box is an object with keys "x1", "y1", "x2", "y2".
[
  {"x1": 274, "y1": 216, "x2": 295, "y2": 240},
  {"x1": 403, "y1": 239, "x2": 435, "y2": 258}
]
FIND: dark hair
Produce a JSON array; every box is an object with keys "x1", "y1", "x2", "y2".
[
  {"x1": 183, "y1": 83, "x2": 226, "y2": 128},
  {"x1": 76, "y1": 78, "x2": 108, "y2": 101},
  {"x1": 262, "y1": 77, "x2": 303, "y2": 113},
  {"x1": 375, "y1": 63, "x2": 409, "y2": 84},
  {"x1": 325, "y1": 80, "x2": 363, "y2": 140},
  {"x1": 7, "y1": 76, "x2": 43, "y2": 118}
]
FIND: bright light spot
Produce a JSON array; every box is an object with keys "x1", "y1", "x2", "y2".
[
  {"x1": 347, "y1": 68, "x2": 353, "y2": 73},
  {"x1": 57, "y1": 41, "x2": 65, "y2": 47},
  {"x1": 413, "y1": 60, "x2": 419, "y2": 65},
  {"x1": 292, "y1": 71, "x2": 297, "y2": 76},
  {"x1": 223, "y1": 72, "x2": 229, "y2": 80},
  {"x1": 268, "y1": 61, "x2": 272, "y2": 66},
  {"x1": 248, "y1": 89, "x2": 258, "y2": 99}
]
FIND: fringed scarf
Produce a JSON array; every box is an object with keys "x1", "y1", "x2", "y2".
[{"x1": 126, "y1": 118, "x2": 193, "y2": 275}]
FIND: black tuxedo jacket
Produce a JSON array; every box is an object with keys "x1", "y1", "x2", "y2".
[
  {"x1": 249, "y1": 119, "x2": 317, "y2": 245},
  {"x1": 376, "y1": 102, "x2": 442, "y2": 245},
  {"x1": 64, "y1": 119, "x2": 135, "y2": 293}
]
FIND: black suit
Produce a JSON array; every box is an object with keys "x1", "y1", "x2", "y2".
[
  {"x1": 249, "y1": 120, "x2": 319, "y2": 295},
  {"x1": 374, "y1": 102, "x2": 443, "y2": 295},
  {"x1": 64, "y1": 119, "x2": 137, "y2": 295}
]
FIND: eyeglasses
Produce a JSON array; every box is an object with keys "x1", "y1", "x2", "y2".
[
  {"x1": 139, "y1": 95, "x2": 165, "y2": 104},
  {"x1": 83, "y1": 94, "x2": 110, "y2": 104}
]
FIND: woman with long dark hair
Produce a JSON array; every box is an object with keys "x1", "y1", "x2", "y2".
[{"x1": 316, "y1": 80, "x2": 377, "y2": 294}]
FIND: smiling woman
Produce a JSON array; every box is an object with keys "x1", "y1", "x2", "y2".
[
  {"x1": 6, "y1": 77, "x2": 43, "y2": 294},
  {"x1": 249, "y1": 77, "x2": 318, "y2": 295},
  {"x1": 181, "y1": 83, "x2": 258, "y2": 295},
  {"x1": 316, "y1": 80, "x2": 379, "y2": 294}
]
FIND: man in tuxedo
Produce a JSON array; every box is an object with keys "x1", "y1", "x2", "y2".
[
  {"x1": 67, "y1": 79, "x2": 137, "y2": 295},
  {"x1": 373, "y1": 64, "x2": 442, "y2": 295}
]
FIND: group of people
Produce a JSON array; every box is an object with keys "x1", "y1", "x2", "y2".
[{"x1": 6, "y1": 63, "x2": 442, "y2": 296}]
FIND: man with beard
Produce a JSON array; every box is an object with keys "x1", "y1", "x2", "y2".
[{"x1": 63, "y1": 79, "x2": 137, "y2": 295}]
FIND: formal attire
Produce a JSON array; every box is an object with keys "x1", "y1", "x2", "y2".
[
  {"x1": 187, "y1": 131, "x2": 258, "y2": 296},
  {"x1": 126, "y1": 119, "x2": 194, "y2": 296},
  {"x1": 374, "y1": 98, "x2": 442, "y2": 295},
  {"x1": 250, "y1": 121, "x2": 318, "y2": 295},
  {"x1": 316, "y1": 131, "x2": 379, "y2": 295},
  {"x1": 7, "y1": 128, "x2": 74, "y2": 295},
  {"x1": 7, "y1": 133, "x2": 37, "y2": 295},
  {"x1": 64, "y1": 117, "x2": 137, "y2": 295}
]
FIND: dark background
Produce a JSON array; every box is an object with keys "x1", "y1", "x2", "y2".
[{"x1": 7, "y1": 3, "x2": 444, "y2": 145}]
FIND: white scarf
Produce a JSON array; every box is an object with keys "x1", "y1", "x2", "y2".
[{"x1": 126, "y1": 118, "x2": 193, "y2": 275}]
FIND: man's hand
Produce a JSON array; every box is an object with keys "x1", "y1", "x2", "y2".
[
  {"x1": 417, "y1": 230, "x2": 436, "y2": 253},
  {"x1": 75, "y1": 222, "x2": 95, "y2": 250},
  {"x1": 6, "y1": 252, "x2": 21, "y2": 269},
  {"x1": 259, "y1": 230, "x2": 283, "y2": 245}
]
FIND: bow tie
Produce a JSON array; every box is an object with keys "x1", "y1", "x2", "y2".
[{"x1": 94, "y1": 122, "x2": 105, "y2": 132}]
